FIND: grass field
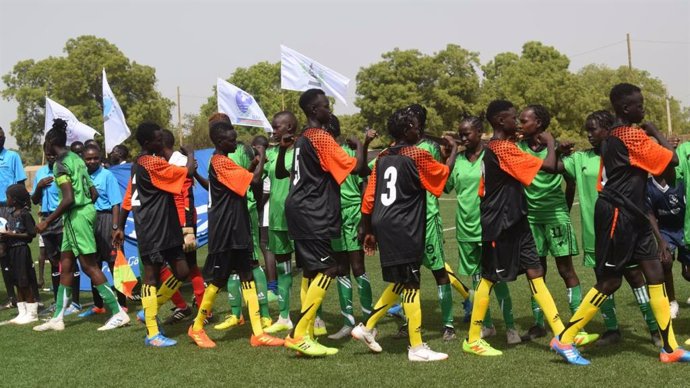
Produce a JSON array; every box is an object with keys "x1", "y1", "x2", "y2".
[{"x1": 1, "y1": 195, "x2": 689, "y2": 387}]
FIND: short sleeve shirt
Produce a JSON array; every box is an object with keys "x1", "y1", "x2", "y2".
[
  {"x1": 90, "y1": 167, "x2": 123, "y2": 211},
  {"x1": 445, "y1": 150, "x2": 483, "y2": 242},
  {"x1": 32, "y1": 165, "x2": 60, "y2": 213},
  {"x1": 53, "y1": 151, "x2": 94, "y2": 208},
  {"x1": 0, "y1": 149, "x2": 26, "y2": 203}
]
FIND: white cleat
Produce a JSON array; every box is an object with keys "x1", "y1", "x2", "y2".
[
  {"x1": 351, "y1": 323, "x2": 382, "y2": 353},
  {"x1": 670, "y1": 300, "x2": 679, "y2": 319},
  {"x1": 98, "y1": 310, "x2": 131, "y2": 331},
  {"x1": 408, "y1": 343, "x2": 448, "y2": 362},
  {"x1": 33, "y1": 318, "x2": 65, "y2": 332},
  {"x1": 14, "y1": 303, "x2": 38, "y2": 325},
  {"x1": 481, "y1": 325, "x2": 497, "y2": 338},
  {"x1": 506, "y1": 328, "x2": 522, "y2": 344},
  {"x1": 328, "y1": 325, "x2": 353, "y2": 340},
  {"x1": 9, "y1": 302, "x2": 27, "y2": 324}
]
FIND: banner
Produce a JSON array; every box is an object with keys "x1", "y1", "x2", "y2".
[
  {"x1": 102, "y1": 69, "x2": 131, "y2": 153},
  {"x1": 280, "y1": 45, "x2": 350, "y2": 105},
  {"x1": 217, "y1": 78, "x2": 272, "y2": 132},
  {"x1": 44, "y1": 97, "x2": 99, "y2": 145}
]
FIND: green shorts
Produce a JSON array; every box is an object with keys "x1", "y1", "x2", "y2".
[
  {"x1": 268, "y1": 230, "x2": 294, "y2": 255},
  {"x1": 530, "y1": 221, "x2": 579, "y2": 258},
  {"x1": 457, "y1": 241, "x2": 482, "y2": 276},
  {"x1": 422, "y1": 215, "x2": 445, "y2": 271},
  {"x1": 331, "y1": 205, "x2": 362, "y2": 253},
  {"x1": 62, "y1": 204, "x2": 97, "y2": 256}
]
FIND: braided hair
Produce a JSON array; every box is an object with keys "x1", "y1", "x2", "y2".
[
  {"x1": 459, "y1": 115, "x2": 485, "y2": 133},
  {"x1": 406, "y1": 104, "x2": 427, "y2": 132},
  {"x1": 525, "y1": 104, "x2": 551, "y2": 131},
  {"x1": 585, "y1": 110, "x2": 615, "y2": 131},
  {"x1": 387, "y1": 107, "x2": 417, "y2": 141},
  {"x1": 45, "y1": 118, "x2": 68, "y2": 148}
]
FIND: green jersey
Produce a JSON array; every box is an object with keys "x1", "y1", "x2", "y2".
[
  {"x1": 416, "y1": 138, "x2": 441, "y2": 219},
  {"x1": 265, "y1": 146, "x2": 293, "y2": 231},
  {"x1": 445, "y1": 150, "x2": 483, "y2": 242},
  {"x1": 53, "y1": 150, "x2": 94, "y2": 208},
  {"x1": 563, "y1": 149, "x2": 601, "y2": 253},
  {"x1": 228, "y1": 142, "x2": 256, "y2": 206},
  {"x1": 675, "y1": 142, "x2": 690, "y2": 244},
  {"x1": 517, "y1": 141, "x2": 569, "y2": 224},
  {"x1": 339, "y1": 146, "x2": 363, "y2": 208}
]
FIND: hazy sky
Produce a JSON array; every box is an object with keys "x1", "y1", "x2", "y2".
[{"x1": 1, "y1": 0, "x2": 688, "y2": 148}]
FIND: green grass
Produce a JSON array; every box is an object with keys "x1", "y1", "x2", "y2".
[{"x1": 1, "y1": 195, "x2": 689, "y2": 387}]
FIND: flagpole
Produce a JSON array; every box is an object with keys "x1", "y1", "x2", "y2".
[
  {"x1": 281, "y1": 91, "x2": 285, "y2": 111},
  {"x1": 177, "y1": 86, "x2": 183, "y2": 146}
]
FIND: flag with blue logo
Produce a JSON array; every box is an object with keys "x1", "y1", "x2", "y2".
[
  {"x1": 280, "y1": 45, "x2": 350, "y2": 106},
  {"x1": 217, "y1": 78, "x2": 272, "y2": 132},
  {"x1": 102, "y1": 69, "x2": 131, "y2": 153}
]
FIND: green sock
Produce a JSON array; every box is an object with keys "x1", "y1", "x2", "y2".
[
  {"x1": 633, "y1": 286, "x2": 659, "y2": 332},
  {"x1": 531, "y1": 296, "x2": 544, "y2": 328},
  {"x1": 252, "y1": 266, "x2": 270, "y2": 319},
  {"x1": 336, "y1": 275, "x2": 355, "y2": 327},
  {"x1": 494, "y1": 281, "x2": 515, "y2": 329},
  {"x1": 277, "y1": 261, "x2": 292, "y2": 320},
  {"x1": 227, "y1": 274, "x2": 242, "y2": 317},
  {"x1": 53, "y1": 285, "x2": 72, "y2": 320},
  {"x1": 95, "y1": 283, "x2": 121, "y2": 314},
  {"x1": 567, "y1": 284, "x2": 582, "y2": 315},
  {"x1": 438, "y1": 283, "x2": 453, "y2": 328},
  {"x1": 600, "y1": 294, "x2": 619, "y2": 331},
  {"x1": 473, "y1": 274, "x2": 493, "y2": 328},
  {"x1": 355, "y1": 273, "x2": 373, "y2": 320}
]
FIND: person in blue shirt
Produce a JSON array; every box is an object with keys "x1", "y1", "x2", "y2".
[
  {"x1": 0, "y1": 126, "x2": 27, "y2": 310},
  {"x1": 79, "y1": 144, "x2": 126, "y2": 317},
  {"x1": 647, "y1": 171, "x2": 690, "y2": 320}
]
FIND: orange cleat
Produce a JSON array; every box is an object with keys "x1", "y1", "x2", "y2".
[
  {"x1": 188, "y1": 325, "x2": 217, "y2": 348},
  {"x1": 250, "y1": 333, "x2": 285, "y2": 347},
  {"x1": 660, "y1": 348, "x2": 690, "y2": 363}
]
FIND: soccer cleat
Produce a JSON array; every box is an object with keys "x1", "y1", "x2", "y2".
[
  {"x1": 520, "y1": 324, "x2": 547, "y2": 341},
  {"x1": 393, "y1": 324, "x2": 408, "y2": 339},
  {"x1": 97, "y1": 310, "x2": 130, "y2": 331},
  {"x1": 145, "y1": 333, "x2": 177, "y2": 347},
  {"x1": 163, "y1": 306, "x2": 192, "y2": 325},
  {"x1": 313, "y1": 316, "x2": 327, "y2": 336},
  {"x1": 188, "y1": 326, "x2": 216, "y2": 348},
  {"x1": 33, "y1": 318, "x2": 65, "y2": 332},
  {"x1": 408, "y1": 343, "x2": 448, "y2": 362},
  {"x1": 136, "y1": 309, "x2": 166, "y2": 335},
  {"x1": 328, "y1": 325, "x2": 353, "y2": 340},
  {"x1": 261, "y1": 317, "x2": 273, "y2": 329},
  {"x1": 442, "y1": 326, "x2": 457, "y2": 342},
  {"x1": 386, "y1": 304, "x2": 405, "y2": 320},
  {"x1": 264, "y1": 316, "x2": 293, "y2": 333},
  {"x1": 661, "y1": 348, "x2": 690, "y2": 363},
  {"x1": 39, "y1": 303, "x2": 56, "y2": 317},
  {"x1": 550, "y1": 337, "x2": 590, "y2": 366},
  {"x1": 78, "y1": 306, "x2": 107, "y2": 318},
  {"x1": 463, "y1": 339, "x2": 503, "y2": 356},
  {"x1": 685, "y1": 338, "x2": 690, "y2": 346},
  {"x1": 214, "y1": 314, "x2": 245, "y2": 331},
  {"x1": 462, "y1": 298, "x2": 472, "y2": 323},
  {"x1": 670, "y1": 300, "x2": 679, "y2": 319},
  {"x1": 506, "y1": 328, "x2": 522, "y2": 345},
  {"x1": 481, "y1": 325, "x2": 497, "y2": 338},
  {"x1": 63, "y1": 302, "x2": 82, "y2": 316},
  {"x1": 267, "y1": 290, "x2": 278, "y2": 303},
  {"x1": 573, "y1": 331, "x2": 599, "y2": 347},
  {"x1": 351, "y1": 323, "x2": 382, "y2": 352},
  {"x1": 652, "y1": 332, "x2": 663, "y2": 347},
  {"x1": 250, "y1": 333, "x2": 285, "y2": 347},
  {"x1": 596, "y1": 330, "x2": 621, "y2": 347},
  {"x1": 0, "y1": 298, "x2": 17, "y2": 311},
  {"x1": 284, "y1": 335, "x2": 327, "y2": 357},
  {"x1": 308, "y1": 337, "x2": 338, "y2": 355},
  {"x1": 9, "y1": 302, "x2": 26, "y2": 324}
]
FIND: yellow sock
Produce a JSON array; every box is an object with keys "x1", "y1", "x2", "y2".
[
  {"x1": 157, "y1": 275, "x2": 183, "y2": 306},
  {"x1": 468, "y1": 278, "x2": 493, "y2": 342},
  {"x1": 402, "y1": 288, "x2": 422, "y2": 348},
  {"x1": 528, "y1": 277, "x2": 565, "y2": 336},
  {"x1": 300, "y1": 277, "x2": 313, "y2": 337},
  {"x1": 141, "y1": 284, "x2": 159, "y2": 338},
  {"x1": 560, "y1": 287, "x2": 607, "y2": 344},
  {"x1": 242, "y1": 280, "x2": 263, "y2": 336},
  {"x1": 293, "y1": 273, "x2": 332, "y2": 338},
  {"x1": 193, "y1": 284, "x2": 219, "y2": 331},
  {"x1": 648, "y1": 283, "x2": 679, "y2": 352},
  {"x1": 365, "y1": 283, "x2": 403, "y2": 330},
  {"x1": 445, "y1": 262, "x2": 470, "y2": 299}
]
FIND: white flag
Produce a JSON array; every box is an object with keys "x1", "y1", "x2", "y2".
[
  {"x1": 44, "y1": 97, "x2": 99, "y2": 145},
  {"x1": 103, "y1": 69, "x2": 131, "y2": 153},
  {"x1": 280, "y1": 45, "x2": 350, "y2": 106},
  {"x1": 216, "y1": 78, "x2": 272, "y2": 133}
]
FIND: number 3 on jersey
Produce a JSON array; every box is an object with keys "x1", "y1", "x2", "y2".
[
  {"x1": 131, "y1": 174, "x2": 141, "y2": 207},
  {"x1": 380, "y1": 166, "x2": 397, "y2": 206}
]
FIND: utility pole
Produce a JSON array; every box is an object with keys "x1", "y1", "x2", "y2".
[
  {"x1": 626, "y1": 33, "x2": 632, "y2": 70},
  {"x1": 177, "y1": 86, "x2": 183, "y2": 145},
  {"x1": 666, "y1": 97, "x2": 673, "y2": 136}
]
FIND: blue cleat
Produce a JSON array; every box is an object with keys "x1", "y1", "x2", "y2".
[
  {"x1": 386, "y1": 304, "x2": 405, "y2": 320},
  {"x1": 660, "y1": 347, "x2": 690, "y2": 363},
  {"x1": 550, "y1": 337, "x2": 590, "y2": 366},
  {"x1": 145, "y1": 333, "x2": 177, "y2": 347}
]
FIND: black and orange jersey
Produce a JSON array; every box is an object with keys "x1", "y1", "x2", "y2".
[
  {"x1": 600, "y1": 125, "x2": 673, "y2": 209},
  {"x1": 123, "y1": 155, "x2": 187, "y2": 256},
  {"x1": 207, "y1": 154, "x2": 254, "y2": 253},
  {"x1": 480, "y1": 139, "x2": 542, "y2": 240},
  {"x1": 285, "y1": 127, "x2": 357, "y2": 239},
  {"x1": 362, "y1": 145, "x2": 449, "y2": 266}
]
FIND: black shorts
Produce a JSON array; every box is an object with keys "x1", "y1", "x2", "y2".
[
  {"x1": 141, "y1": 246, "x2": 185, "y2": 266},
  {"x1": 41, "y1": 233, "x2": 62, "y2": 261},
  {"x1": 95, "y1": 212, "x2": 114, "y2": 263},
  {"x1": 203, "y1": 249, "x2": 253, "y2": 280},
  {"x1": 8, "y1": 246, "x2": 33, "y2": 288},
  {"x1": 595, "y1": 200, "x2": 658, "y2": 276},
  {"x1": 294, "y1": 239, "x2": 336, "y2": 272},
  {"x1": 382, "y1": 262, "x2": 421, "y2": 285},
  {"x1": 481, "y1": 219, "x2": 541, "y2": 283}
]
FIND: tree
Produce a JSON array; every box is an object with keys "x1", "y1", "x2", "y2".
[
  {"x1": 355, "y1": 44, "x2": 481, "y2": 138},
  {"x1": 2, "y1": 35, "x2": 173, "y2": 164}
]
